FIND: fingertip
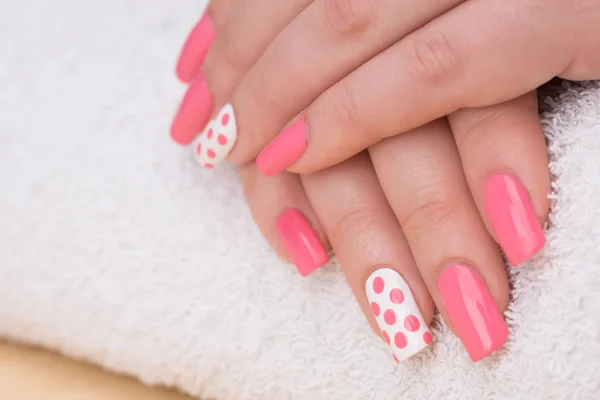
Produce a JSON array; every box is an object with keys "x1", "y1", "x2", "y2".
[
  {"x1": 170, "y1": 73, "x2": 213, "y2": 145},
  {"x1": 276, "y1": 208, "x2": 329, "y2": 276},
  {"x1": 256, "y1": 119, "x2": 308, "y2": 177},
  {"x1": 175, "y1": 15, "x2": 215, "y2": 84},
  {"x1": 485, "y1": 173, "x2": 546, "y2": 267}
]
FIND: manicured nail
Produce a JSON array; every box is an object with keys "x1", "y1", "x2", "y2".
[
  {"x1": 170, "y1": 72, "x2": 213, "y2": 145},
  {"x1": 176, "y1": 15, "x2": 215, "y2": 83},
  {"x1": 256, "y1": 119, "x2": 307, "y2": 176},
  {"x1": 366, "y1": 268, "x2": 432, "y2": 362},
  {"x1": 193, "y1": 104, "x2": 237, "y2": 168},
  {"x1": 276, "y1": 209, "x2": 328, "y2": 276},
  {"x1": 485, "y1": 174, "x2": 545, "y2": 266},
  {"x1": 437, "y1": 263, "x2": 508, "y2": 362}
]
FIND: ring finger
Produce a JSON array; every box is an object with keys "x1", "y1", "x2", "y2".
[
  {"x1": 370, "y1": 119, "x2": 510, "y2": 362},
  {"x1": 301, "y1": 152, "x2": 435, "y2": 362}
]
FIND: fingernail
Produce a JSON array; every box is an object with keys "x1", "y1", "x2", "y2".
[
  {"x1": 176, "y1": 15, "x2": 215, "y2": 83},
  {"x1": 256, "y1": 119, "x2": 307, "y2": 176},
  {"x1": 193, "y1": 103, "x2": 237, "y2": 168},
  {"x1": 276, "y1": 209, "x2": 328, "y2": 276},
  {"x1": 485, "y1": 174, "x2": 545, "y2": 266},
  {"x1": 437, "y1": 263, "x2": 508, "y2": 362},
  {"x1": 366, "y1": 268, "x2": 432, "y2": 363},
  {"x1": 170, "y1": 72, "x2": 213, "y2": 145}
]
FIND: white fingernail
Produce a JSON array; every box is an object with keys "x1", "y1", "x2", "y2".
[
  {"x1": 194, "y1": 103, "x2": 237, "y2": 168},
  {"x1": 366, "y1": 268, "x2": 432, "y2": 362}
]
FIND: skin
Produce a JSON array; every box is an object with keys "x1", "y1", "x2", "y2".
[
  {"x1": 174, "y1": 0, "x2": 553, "y2": 355},
  {"x1": 199, "y1": 0, "x2": 600, "y2": 171}
]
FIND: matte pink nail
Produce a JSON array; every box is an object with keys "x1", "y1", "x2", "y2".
[
  {"x1": 438, "y1": 263, "x2": 508, "y2": 362},
  {"x1": 170, "y1": 72, "x2": 213, "y2": 145},
  {"x1": 485, "y1": 174, "x2": 545, "y2": 266},
  {"x1": 256, "y1": 119, "x2": 308, "y2": 176},
  {"x1": 176, "y1": 15, "x2": 215, "y2": 83},
  {"x1": 276, "y1": 209, "x2": 328, "y2": 276}
]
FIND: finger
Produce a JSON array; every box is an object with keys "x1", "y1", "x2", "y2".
[
  {"x1": 172, "y1": 0, "x2": 313, "y2": 147},
  {"x1": 214, "y1": 0, "x2": 465, "y2": 170},
  {"x1": 302, "y1": 153, "x2": 434, "y2": 363},
  {"x1": 206, "y1": 0, "x2": 238, "y2": 31},
  {"x1": 256, "y1": 0, "x2": 574, "y2": 174},
  {"x1": 239, "y1": 163, "x2": 329, "y2": 276},
  {"x1": 202, "y1": 0, "x2": 314, "y2": 108},
  {"x1": 448, "y1": 92, "x2": 549, "y2": 266},
  {"x1": 370, "y1": 119, "x2": 509, "y2": 362},
  {"x1": 172, "y1": 0, "x2": 225, "y2": 143},
  {"x1": 175, "y1": 2, "x2": 221, "y2": 84}
]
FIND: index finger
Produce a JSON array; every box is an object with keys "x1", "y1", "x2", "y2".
[{"x1": 256, "y1": 0, "x2": 570, "y2": 175}]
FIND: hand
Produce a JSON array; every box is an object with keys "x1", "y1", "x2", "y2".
[
  {"x1": 171, "y1": 0, "x2": 552, "y2": 362},
  {"x1": 238, "y1": 105, "x2": 550, "y2": 363},
  {"x1": 171, "y1": 0, "x2": 600, "y2": 176}
]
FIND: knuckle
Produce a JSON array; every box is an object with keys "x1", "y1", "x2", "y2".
[
  {"x1": 399, "y1": 184, "x2": 461, "y2": 236},
  {"x1": 456, "y1": 97, "x2": 538, "y2": 154},
  {"x1": 405, "y1": 31, "x2": 462, "y2": 86},
  {"x1": 220, "y1": 33, "x2": 250, "y2": 72},
  {"x1": 250, "y1": 68, "x2": 275, "y2": 109},
  {"x1": 330, "y1": 197, "x2": 380, "y2": 243},
  {"x1": 328, "y1": 79, "x2": 365, "y2": 134},
  {"x1": 322, "y1": 0, "x2": 375, "y2": 37},
  {"x1": 458, "y1": 108, "x2": 513, "y2": 152}
]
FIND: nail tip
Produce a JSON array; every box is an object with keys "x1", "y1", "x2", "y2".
[
  {"x1": 509, "y1": 234, "x2": 546, "y2": 266},
  {"x1": 170, "y1": 123, "x2": 192, "y2": 146},
  {"x1": 297, "y1": 250, "x2": 329, "y2": 277},
  {"x1": 277, "y1": 209, "x2": 327, "y2": 277},
  {"x1": 175, "y1": 68, "x2": 193, "y2": 84}
]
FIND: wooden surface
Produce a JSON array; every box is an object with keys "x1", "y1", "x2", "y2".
[{"x1": 0, "y1": 341, "x2": 194, "y2": 400}]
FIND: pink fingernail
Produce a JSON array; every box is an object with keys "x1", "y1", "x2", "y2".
[
  {"x1": 176, "y1": 15, "x2": 215, "y2": 83},
  {"x1": 437, "y1": 263, "x2": 508, "y2": 362},
  {"x1": 485, "y1": 174, "x2": 545, "y2": 266},
  {"x1": 257, "y1": 119, "x2": 307, "y2": 176},
  {"x1": 276, "y1": 209, "x2": 328, "y2": 276},
  {"x1": 170, "y1": 72, "x2": 213, "y2": 145}
]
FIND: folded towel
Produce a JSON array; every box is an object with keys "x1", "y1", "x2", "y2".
[{"x1": 1, "y1": 0, "x2": 599, "y2": 399}]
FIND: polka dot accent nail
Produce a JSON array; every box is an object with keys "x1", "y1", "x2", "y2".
[
  {"x1": 366, "y1": 268, "x2": 431, "y2": 362},
  {"x1": 193, "y1": 103, "x2": 237, "y2": 168}
]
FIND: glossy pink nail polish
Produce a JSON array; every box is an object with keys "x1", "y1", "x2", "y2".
[
  {"x1": 276, "y1": 209, "x2": 328, "y2": 276},
  {"x1": 256, "y1": 119, "x2": 308, "y2": 176},
  {"x1": 170, "y1": 72, "x2": 213, "y2": 145},
  {"x1": 485, "y1": 174, "x2": 545, "y2": 266},
  {"x1": 176, "y1": 15, "x2": 215, "y2": 83},
  {"x1": 437, "y1": 263, "x2": 508, "y2": 362}
]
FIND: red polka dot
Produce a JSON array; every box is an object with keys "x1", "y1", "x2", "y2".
[
  {"x1": 370, "y1": 302, "x2": 380, "y2": 317},
  {"x1": 207, "y1": 128, "x2": 213, "y2": 139},
  {"x1": 423, "y1": 331, "x2": 432, "y2": 345},
  {"x1": 373, "y1": 277, "x2": 384, "y2": 294},
  {"x1": 382, "y1": 331, "x2": 390, "y2": 345},
  {"x1": 392, "y1": 354, "x2": 400, "y2": 363},
  {"x1": 383, "y1": 309, "x2": 396, "y2": 325},
  {"x1": 207, "y1": 149, "x2": 216, "y2": 158},
  {"x1": 221, "y1": 113, "x2": 230, "y2": 126},
  {"x1": 394, "y1": 332, "x2": 408, "y2": 349},
  {"x1": 203, "y1": 163, "x2": 214, "y2": 169},
  {"x1": 218, "y1": 134, "x2": 228, "y2": 145},
  {"x1": 404, "y1": 315, "x2": 420, "y2": 332},
  {"x1": 390, "y1": 288, "x2": 404, "y2": 304},
  {"x1": 195, "y1": 143, "x2": 202, "y2": 155}
]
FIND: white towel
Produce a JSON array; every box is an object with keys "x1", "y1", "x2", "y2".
[{"x1": 1, "y1": 1, "x2": 599, "y2": 399}]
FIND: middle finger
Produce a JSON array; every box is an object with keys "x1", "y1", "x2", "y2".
[
  {"x1": 370, "y1": 119, "x2": 510, "y2": 362},
  {"x1": 301, "y1": 152, "x2": 435, "y2": 363}
]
